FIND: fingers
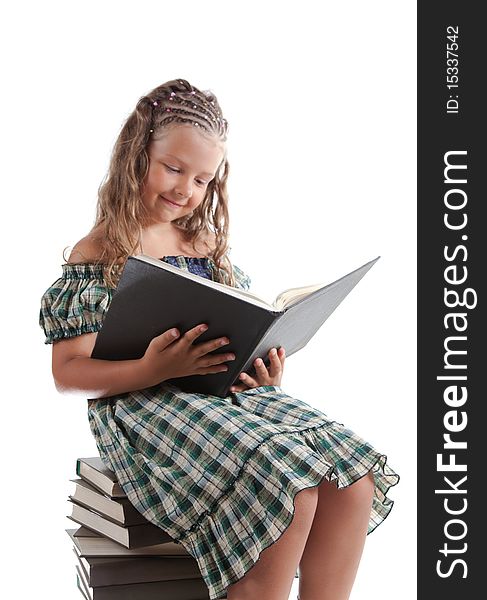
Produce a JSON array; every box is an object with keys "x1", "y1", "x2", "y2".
[
  {"x1": 150, "y1": 327, "x2": 180, "y2": 351},
  {"x1": 151, "y1": 324, "x2": 213, "y2": 353},
  {"x1": 237, "y1": 371, "x2": 259, "y2": 388},
  {"x1": 180, "y1": 324, "x2": 231, "y2": 357},
  {"x1": 244, "y1": 347, "x2": 286, "y2": 386},
  {"x1": 185, "y1": 325, "x2": 234, "y2": 372},
  {"x1": 253, "y1": 348, "x2": 285, "y2": 378},
  {"x1": 268, "y1": 347, "x2": 285, "y2": 377},
  {"x1": 229, "y1": 383, "x2": 249, "y2": 392},
  {"x1": 199, "y1": 351, "x2": 235, "y2": 368},
  {"x1": 253, "y1": 357, "x2": 269, "y2": 378},
  {"x1": 229, "y1": 347, "x2": 286, "y2": 392},
  {"x1": 155, "y1": 327, "x2": 285, "y2": 384},
  {"x1": 182, "y1": 323, "x2": 209, "y2": 344},
  {"x1": 152, "y1": 324, "x2": 205, "y2": 351}
]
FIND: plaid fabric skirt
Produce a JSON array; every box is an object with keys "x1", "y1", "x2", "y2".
[{"x1": 88, "y1": 383, "x2": 399, "y2": 600}]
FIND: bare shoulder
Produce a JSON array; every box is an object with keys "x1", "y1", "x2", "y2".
[{"x1": 67, "y1": 225, "x2": 105, "y2": 264}]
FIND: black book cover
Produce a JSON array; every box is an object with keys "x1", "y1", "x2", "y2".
[{"x1": 91, "y1": 255, "x2": 379, "y2": 397}]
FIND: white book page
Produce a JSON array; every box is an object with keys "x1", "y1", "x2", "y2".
[
  {"x1": 273, "y1": 282, "x2": 329, "y2": 311},
  {"x1": 134, "y1": 254, "x2": 378, "y2": 313}
]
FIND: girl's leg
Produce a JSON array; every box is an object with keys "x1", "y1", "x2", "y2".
[
  {"x1": 226, "y1": 487, "x2": 319, "y2": 600},
  {"x1": 297, "y1": 472, "x2": 375, "y2": 600}
]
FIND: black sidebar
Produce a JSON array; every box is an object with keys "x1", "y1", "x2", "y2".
[{"x1": 418, "y1": 3, "x2": 485, "y2": 598}]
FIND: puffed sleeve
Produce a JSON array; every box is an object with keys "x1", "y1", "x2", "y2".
[
  {"x1": 232, "y1": 263, "x2": 252, "y2": 291},
  {"x1": 39, "y1": 263, "x2": 113, "y2": 344}
]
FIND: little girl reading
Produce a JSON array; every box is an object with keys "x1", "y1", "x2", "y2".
[{"x1": 39, "y1": 78, "x2": 399, "y2": 600}]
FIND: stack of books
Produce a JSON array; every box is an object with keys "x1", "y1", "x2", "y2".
[{"x1": 67, "y1": 456, "x2": 212, "y2": 599}]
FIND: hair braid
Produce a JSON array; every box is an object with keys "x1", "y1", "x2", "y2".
[{"x1": 145, "y1": 78, "x2": 228, "y2": 139}]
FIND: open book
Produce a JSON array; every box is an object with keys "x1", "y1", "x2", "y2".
[{"x1": 91, "y1": 254, "x2": 380, "y2": 397}]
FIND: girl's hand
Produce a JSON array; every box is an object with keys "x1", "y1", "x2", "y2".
[
  {"x1": 229, "y1": 347, "x2": 285, "y2": 393},
  {"x1": 140, "y1": 324, "x2": 235, "y2": 387}
]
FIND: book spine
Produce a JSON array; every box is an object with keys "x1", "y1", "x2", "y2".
[
  {"x1": 221, "y1": 310, "x2": 280, "y2": 396},
  {"x1": 90, "y1": 577, "x2": 209, "y2": 600},
  {"x1": 88, "y1": 557, "x2": 201, "y2": 587},
  {"x1": 236, "y1": 312, "x2": 284, "y2": 377},
  {"x1": 128, "y1": 523, "x2": 173, "y2": 548}
]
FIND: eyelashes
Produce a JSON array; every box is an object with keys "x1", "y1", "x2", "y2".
[{"x1": 163, "y1": 164, "x2": 208, "y2": 186}]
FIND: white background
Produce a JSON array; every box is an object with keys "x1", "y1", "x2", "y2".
[{"x1": 2, "y1": 1, "x2": 416, "y2": 598}]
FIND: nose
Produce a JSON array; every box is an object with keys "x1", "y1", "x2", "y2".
[{"x1": 174, "y1": 178, "x2": 192, "y2": 199}]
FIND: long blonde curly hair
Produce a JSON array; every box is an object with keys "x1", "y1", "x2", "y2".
[{"x1": 75, "y1": 78, "x2": 236, "y2": 289}]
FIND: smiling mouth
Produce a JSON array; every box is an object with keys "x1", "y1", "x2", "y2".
[{"x1": 160, "y1": 195, "x2": 183, "y2": 207}]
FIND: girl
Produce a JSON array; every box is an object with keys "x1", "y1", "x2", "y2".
[{"x1": 39, "y1": 78, "x2": 399, "y2": 600}]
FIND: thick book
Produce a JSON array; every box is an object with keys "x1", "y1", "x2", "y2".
[
  {"x1": 67, "y1": 528, "x2": 189, "y2": 557},
  {"x1": 74, "y1": 565, "x2": 209, "y2": 600},
  {"x1": 69, "y1": 478, "x2": 147, "y2": 526},
  {"x1": 67, "y1": 501, "x2": 173, "y2": 548},
  {"x1": 91, "y1": 254, "x2": 380, "y2": 397},
  {"x1": 72, "y1": 545, "x2": 201, "y2": 587},
  {"x1": 76, "y1": 457, "x2": 126, "y2": 499}
]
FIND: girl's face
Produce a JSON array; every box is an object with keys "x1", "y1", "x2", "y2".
[{"x1": 141, "y1": 125, "x2": 225, "y2": 226}]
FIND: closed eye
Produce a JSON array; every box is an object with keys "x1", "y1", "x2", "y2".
[{"x1": 164, "y1": 164, "x2": 209, "y2": 186}]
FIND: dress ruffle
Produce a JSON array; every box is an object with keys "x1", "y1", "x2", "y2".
[
  {"x1": 87, "y1": 384, "x2": 399, "y2": 600},
  {"x1": 183, "y1": 422, "x2": 398, "y2": 598}
]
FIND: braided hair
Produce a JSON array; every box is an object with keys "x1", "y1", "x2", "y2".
[{"x1": 92, "y1": 78, "x2": 235, "y2": 288}]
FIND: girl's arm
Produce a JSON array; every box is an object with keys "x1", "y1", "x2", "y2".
[
  {"x1": 52, "y1": 332, "x2": 152, "y2": 399},
  {"x1": 52, "y1": 326, "x2": 235, "y2": 400}
]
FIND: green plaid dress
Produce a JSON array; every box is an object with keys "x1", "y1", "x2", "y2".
[{"x1": 40, "y1": 256, "x2": 400, "y2": 600}]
